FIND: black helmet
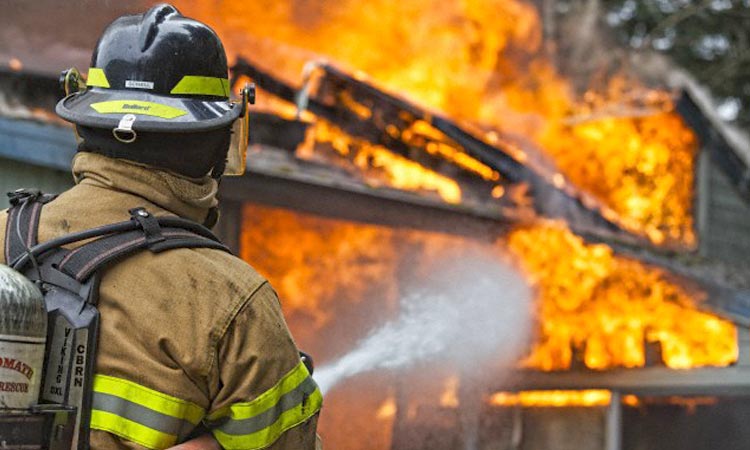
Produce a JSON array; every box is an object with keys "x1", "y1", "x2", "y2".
[{"x1": 56, "y1": 3, "x2": 241, "y2": 134}]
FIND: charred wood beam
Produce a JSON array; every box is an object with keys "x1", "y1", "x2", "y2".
[
  {"x1": 317, "y1": 66, "x2": 723, "y2": 252},
  {"x1": 0, "y1": 68, "x2": 61, "y2": 112},
  {"x1": 676, "y1": 90, "x2": 750, "y2": 203},
  {"x1": 249, "y1": 112, "x2": 310, "y2": 152},
  {"x1": 314, "y1": 64, "x2": 642, "y2": 242},
  {"x1": 318, "y1": 64, "x2": 525, "y2": 182},
  {"x1": 232, "y1": 60, "x2": 298, "y2": 105},
  {"x1": 232, "y1": 58, "x2": 655, "y2": 250},
  {"x1": 220, "y1": 147, "x2": 517, "y2": 242},
  {"x1": 233, "y1": 59, "x2": 487, "y2": 186}
]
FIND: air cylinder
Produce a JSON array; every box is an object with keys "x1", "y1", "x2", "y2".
[{"x1": 0, "y1": 265, "x2": 47, "y2": 409}]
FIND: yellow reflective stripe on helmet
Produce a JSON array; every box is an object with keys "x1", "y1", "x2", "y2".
[
  {"x1": 90, "y1": 375, "x2": 206, "y2": 449},
  {"x1": 207, "y1": 362, "x2": 323, "y2": 450},
  {"x1": 89, "y1": 100, "x2": 187, "y2": 119},
  {"x1": 170, "y1": 75, "x2": 230, "y2": 97},
  {"x1": 87, "y1": 68, "x2": 111, "y2": 88}
]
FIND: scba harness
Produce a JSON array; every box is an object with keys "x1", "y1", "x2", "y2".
[{"x1": 4, "y1": 189, "x2": 229, "y2": 449}]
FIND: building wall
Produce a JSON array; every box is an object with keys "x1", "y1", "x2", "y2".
[
  {"x1": 698, "y1": 151, "x2": 750, "y2": 265},
  {"x1": 0, "y1": 157, "x2": 72, "y2": 210}
]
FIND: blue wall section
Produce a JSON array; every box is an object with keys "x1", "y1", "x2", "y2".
[
  {"x1": 0, "y1": 117, "x2": 77, "y2": 209},
  {"x1": 0, "y1": 117, "x2": 76, "y2": 171}
]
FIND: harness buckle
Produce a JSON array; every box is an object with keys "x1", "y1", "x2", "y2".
[
  {"x1": 7, "y1": 189, "x2": 42, "y2": 207},
  {"x1": 129, "y1": 208, "x2": 166, "y2": 245}
]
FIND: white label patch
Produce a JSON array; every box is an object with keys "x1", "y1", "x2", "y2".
[
  {"x1": 42, "y1": 316, "x2": 74, "y2": 404},
  {"x1": 0, "y1": 335, "x2": 45, "y2": 408},
  {"x1": 125, "y1": 80, "x2": 155, "y2": 90}
]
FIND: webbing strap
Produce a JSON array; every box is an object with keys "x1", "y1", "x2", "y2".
[
  {"x1": 4, "y1": 190, "x2": 56, "y2": 264},
  {"x1": 57, "y1": 228, "x2": 228, "y2": 282}
]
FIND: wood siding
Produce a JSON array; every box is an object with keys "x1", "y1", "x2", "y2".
[{"x1": 698, "y1": 154, "x2": 750, "y2": 265}]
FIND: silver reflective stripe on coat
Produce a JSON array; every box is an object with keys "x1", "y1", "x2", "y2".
[
  {"x1": 92, "y1": 391, "x2": 197, "y2": 441},
  {"x1": 215, "y1": 377, "x2": 319, "y2": 435}
]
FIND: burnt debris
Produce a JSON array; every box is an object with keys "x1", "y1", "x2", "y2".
[{"x1": 232, "y1": 57, "x2": 659, "y2": 250}]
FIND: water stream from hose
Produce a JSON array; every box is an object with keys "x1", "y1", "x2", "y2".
[{"x1": 314, "y1": 255, "x2": 532, "y2": 394}]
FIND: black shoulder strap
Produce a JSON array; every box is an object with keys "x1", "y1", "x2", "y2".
[
  {"x1": 4, "y1": 189, "x2": 57, "y2": 264},
  {"x1": 9, "y1": 204, "x2": 230, "y2": 283},
  {"x1": 56, "y1": 208, "x2": 229, "y2": 283}
]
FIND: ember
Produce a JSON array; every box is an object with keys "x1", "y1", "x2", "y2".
[
  {"x1": 8, "y1": 58, "x2": 22, "y2": 72},
  {"x1": 489, "y1": 389, "x2": 612, "y2": 408}
]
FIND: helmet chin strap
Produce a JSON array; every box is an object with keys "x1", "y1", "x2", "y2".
[
  {"x1": 205, "y1": 149, "x2": 228, "y2": 228},
  {"x1": 210, "y1": 127, "x2": 234, "y2": 180},
  {"x1": 203, "y1": 207, "x2": 220, "y2": 229},
  {"x1": 210, "y1": 156, "x2": 227, "y2": 180}
]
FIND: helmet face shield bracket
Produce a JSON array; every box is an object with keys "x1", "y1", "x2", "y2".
[
  {"x1": 60, "y1": 67, "x2": 87, "y2": 144},
  {"x1": 225, "y1": 83, "x2": 256, "y2": 177},
  {"x1": 60, "y1": 67, "x2": 86, "y2": 97}
]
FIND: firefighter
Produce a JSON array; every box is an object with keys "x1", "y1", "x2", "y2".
[{"x1": 0, "y1": 3, "x2": 321, "y2": 449}]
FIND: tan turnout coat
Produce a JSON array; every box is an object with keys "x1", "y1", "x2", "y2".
[{"x1": 0, "y1": 152, "x2": 320, "y2": 449}]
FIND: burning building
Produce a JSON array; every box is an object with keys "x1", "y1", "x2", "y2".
[{"x1": 2, "y1": 0, "x2": 750, "y2": 449}]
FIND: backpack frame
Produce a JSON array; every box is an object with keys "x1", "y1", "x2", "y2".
[{"x1": 4, "y1": 189, "x2": 229, "y2": 449}]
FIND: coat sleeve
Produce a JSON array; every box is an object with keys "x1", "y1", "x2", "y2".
[{"x1": 205, "y1": 282, "x2": 322, "y2": 450}]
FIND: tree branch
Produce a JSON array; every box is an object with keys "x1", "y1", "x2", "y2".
[{"x1": 644, "y1": 0, "x2": 714, "y2": 47}]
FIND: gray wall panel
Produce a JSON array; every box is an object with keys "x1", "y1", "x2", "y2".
[
  {"x1": 0, "y1": 158, "x2": 72, "y2": 210},
  {"x1": 699, "y1": 155, "x2": 750, "y2": 265}
]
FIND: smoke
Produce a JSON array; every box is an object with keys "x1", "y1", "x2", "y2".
[
  {"x1": 314, "y1": 253, "x2": 532, "y2": 394},
  {"x1": 0, "y1": 1, "x2": 149, "y2": 74}
]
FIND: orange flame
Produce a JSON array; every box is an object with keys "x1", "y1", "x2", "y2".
[
  {"x1": 440, "y1": 376, "x2": 460, "y2": 408},
  {"x1": 312, "y1": 120, "x2": 463, "y2": 203},
  {"x1": 238, "y1": 207, "x2": 735, "y2": 449},
  {"x1": 538, "y1": 105, "x2": 698, "y2": 246},
  {"x1": 178, "y1": 0, "x2": 697, "y2": 245},
  {"x1": 489, "y1": 390, "x2": 612, "y2": 407},
  {"x1": 202, "y1": 0, "x2": 736, "y2": 445},
  {"x1": 8, "y1": 57, "x2": 22, "y2": 72},
  {"x1": 240, "y1": 204, "x2": 737, "y2": 372},
  {"x1": 507, "y1": 223, "x2": 737, "y2": 371},
  {"x1": 376, "y1": 397, "x2": 397, "y2": 420}
]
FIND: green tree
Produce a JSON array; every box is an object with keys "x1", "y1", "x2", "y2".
[{"x1": 601, "y1": 0, "x2": 750, "y2": 126}]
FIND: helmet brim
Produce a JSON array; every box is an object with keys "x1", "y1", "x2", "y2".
[{"x1": 56, "y1": 88, "x2": 241, "y2": 133}]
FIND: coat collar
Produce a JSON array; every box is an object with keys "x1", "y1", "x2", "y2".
[{"x1": 72, "y1": 152, "x2": 219, "y2": 224}]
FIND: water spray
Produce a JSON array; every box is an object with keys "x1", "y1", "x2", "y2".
[{"x1": 314, "y1": 254, "x2": 532, "y2": 394}]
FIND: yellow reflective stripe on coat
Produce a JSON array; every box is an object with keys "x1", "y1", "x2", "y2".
[
  {"x1": 207, "y1": 361, "x2": 323, "y2": 450},
  {"x1": 87, "y1": 68, "x2": 111, "y2": 88},
  {"x1": 170, "y1": 76, "x2": 230, "y2": 97},
  {"x1": 90, "y1": 100, "x2": 187, "y2": 119},
  {"x1": 90, "y1": 375, "x2": 205, "y2": 449}
]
